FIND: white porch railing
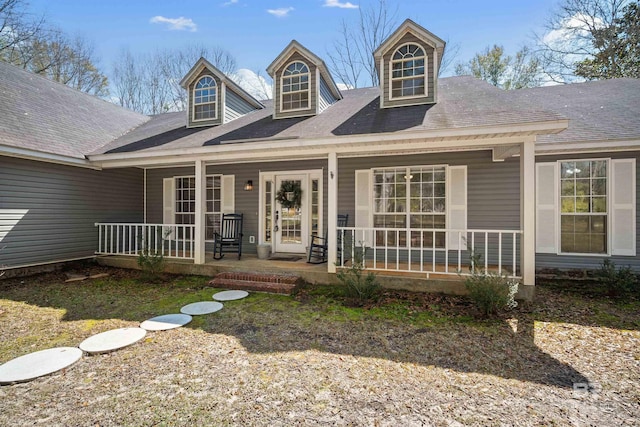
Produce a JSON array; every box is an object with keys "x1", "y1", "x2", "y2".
[
  {"x1": 337, "y1": 227, "x2": 523, "y2": 279},
  {"x1": 95, "y1": 223, "x2": 195, "y2": 260}
]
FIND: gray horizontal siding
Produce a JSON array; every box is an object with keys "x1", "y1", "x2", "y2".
[
  {"x1": 146, "y1": 160, "x2": 328, "y2": 255},
  {"x1": 225, "y1": 88, "x2": 257, "y2": 123},
  {"x1": 339, "y1": 150, "x2": 521, "y2": 269},
  {"x1": 318, "y1": 76, "x2": 337, "y2": 113},
  {"x1": 0, "y1": 156, "x2": 143, "y2": 268},
  {"x1": 338, "y1": 150, "x2": 521, "y2": 231},
  {"x1": 535, "y1": 151, "x2": 640, "y2": 271}
]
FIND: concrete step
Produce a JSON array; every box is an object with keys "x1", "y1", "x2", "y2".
[{"x1": 208, "y1": 272, "x2": 299, "y2": 295}]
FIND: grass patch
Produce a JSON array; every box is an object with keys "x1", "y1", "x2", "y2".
[{"x1": 1, "y1": 266, "x2": 639, "y2": 426}]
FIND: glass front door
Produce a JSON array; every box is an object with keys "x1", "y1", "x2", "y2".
[{"x1": 275, "y1": 174, "x2": 308, "y2": 253}]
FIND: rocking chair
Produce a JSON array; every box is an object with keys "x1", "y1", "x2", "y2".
[
  {"x1": 307, "y1": 214, "x2": 349, "y2": 264},
  {"x1": 213, "y1": 213, "x2": 244, "y2": 260}
]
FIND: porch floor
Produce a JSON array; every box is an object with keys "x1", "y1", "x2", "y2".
[{"x1": 96, "y1": 253, "x2": 531, "y2": 298}]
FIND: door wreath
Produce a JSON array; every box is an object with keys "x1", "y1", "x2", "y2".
[{"x1": 276, "y1": 180, "x2": 302, "y2": 209}]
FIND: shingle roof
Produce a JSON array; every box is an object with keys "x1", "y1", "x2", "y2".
[
  {"x1": 93, "y1": 76, "x2": 567, "y2": 155},
  {"x1": 511, "y1": 78, "x2": 640, "y2": 145},
  {"x1": 0, "y1": 61, "x2": 149, "y2": 159}
]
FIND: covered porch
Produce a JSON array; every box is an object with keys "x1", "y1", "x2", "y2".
[{"x1": 88, "y1": 111, "x2": 572, "y2": 301}]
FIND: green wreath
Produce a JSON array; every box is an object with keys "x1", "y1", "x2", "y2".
[{"x1": 276, "y1": 180, "x2": 302, "y2": 209}]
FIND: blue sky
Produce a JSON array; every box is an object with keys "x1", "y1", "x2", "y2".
[{"x1": 28, "y1": 0, "x2": 559, "y2": 82}]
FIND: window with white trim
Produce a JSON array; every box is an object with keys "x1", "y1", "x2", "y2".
[
  {"x1": 193, "y1": 76, "x2": 217, "y2": 121},
  {"x1": 174, "y1": 175, "x2": 222, "y2": 240},
  {"x1": 373, "y1": 166, "x2": 446, "y2": 247},
  {"x1": 390, "y1": 43, "x2": 426, "y2": 99},
  {"x1": 281, "y1": 61, "x2": 310, "y2": 111},
  {"x1": 205, "y1": 176, "x2": 222, "y2": 240},
  {"x1": 175, "y1": 177, "x2": 195, "y2": 225},
  {"x1": 560, "y1": 160, "x2": 607, "y2": 254}
]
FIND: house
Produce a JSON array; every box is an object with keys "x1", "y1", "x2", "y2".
[{"x1": 1, "y1": 19, "x2": 638, "y2": 299}]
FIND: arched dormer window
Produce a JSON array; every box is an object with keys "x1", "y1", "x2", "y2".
[
  {"x1": 390, "y1": 43, "x2": 426, "y2": 99},
  {"x1": 281, "y1": 61, "x2": 310, "y2": 112},
  {"x1": 193, "y1": 76, "x2": 217, "y2": 121}
]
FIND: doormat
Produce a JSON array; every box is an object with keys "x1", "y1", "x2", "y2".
[{"x1": 268, "y1": 256, "x2": 304, "y2": 262}]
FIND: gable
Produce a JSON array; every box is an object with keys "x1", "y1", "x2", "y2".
[
  {"x1": 380, "y1": 32, "x2": 436, "y2": 107},
  {"x1": 267, "y1": 40, "x2": 342, "y2": 120},
  {"x1": 273, "y1": 51, "x2": 318, "y2": 119},
  {"x1": 374, "y1": 19, "x2": 445, "y2": 109},
  {"x1": 181, "y1": 57, "x2": 264, "y2": 129},
  {"x1": 187, "y1": 67, "x2": 223, "y2": 128}
]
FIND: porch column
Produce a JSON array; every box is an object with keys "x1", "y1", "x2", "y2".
[
  {"x1": 327, "y1": 152, "x2": 338, "y2": 273},
  {"x1": 194, "y1": 160, "x2": 206, "y2": 264},
  {"x1": 520, "y1": 139, "x2": 535, "y2": 288}
]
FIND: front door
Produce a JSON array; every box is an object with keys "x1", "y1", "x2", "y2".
[{"x1": 274, "y1": 174, "x2": 308, "y2": 253}]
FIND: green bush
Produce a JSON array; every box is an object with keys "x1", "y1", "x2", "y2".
[
  {"x1": 597, "y1": 259, "x2": 638, "y2": 297},
  {"x1": 336, "y1": 246, "x2": 381, "y2": 305},
  {"x1": 464, "y1": 271, "x2": 518, "y2": 317},
  {"x1": 137, "y1": 248, "x2": 165, "y2": 282}
]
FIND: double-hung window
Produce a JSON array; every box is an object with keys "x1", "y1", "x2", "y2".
[
  {"x1": 175, "y1": 177, "x2": 195, "y2": 226},
  {"x1": 193, "y1": 76, "x2": 217, "y2": 121},
  {"x1": 281, "y1": 61, "x2": 310, "y2": 111},
  {"x1": 390, "y1": 43, "x2": 426, "y2": 99},
  {"x1": 174, "y1": 175, "x2": 222, "y2": 240},
  {"x1": 373, "y1": 166, "x2": 446, "y2": 248},
  {"x1": 560, "y1": 160, "x2": 607, "y2": 254}
]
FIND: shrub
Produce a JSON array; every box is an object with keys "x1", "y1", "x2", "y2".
[
  {"x1": 464, "y1": 270, "x2": 518, "y2": 317},
  {"x1": 597, "y1": 259, "x2": 638, "y2": 297},
  {"x1": 336, "y1": 246, "x2": 381, "y2": 305},
  {"x1": 137, "y1": 248, "x2": 165, "y2": 282}
]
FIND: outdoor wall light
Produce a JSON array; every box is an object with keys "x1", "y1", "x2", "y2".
[{"x1": 244, "y1": 180, "x2": 253, "y2": 191}]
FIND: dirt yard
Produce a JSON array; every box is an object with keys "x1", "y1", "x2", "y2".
[{"x1": 0, "y1": 266, "x2": 638, "y2": 426}]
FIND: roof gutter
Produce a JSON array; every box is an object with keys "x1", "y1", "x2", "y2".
[{"x1": 0, "y1": 144, "x2": 101, "y2": 170}]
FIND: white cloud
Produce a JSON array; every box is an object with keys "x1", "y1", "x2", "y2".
[
  {"x1": 336, "y1": 82, "x2": 354, "y2": 91},
  {"x1": 540, "y1": 13, "x2": 602, "y2": 83},
  {"x1": 323, "y1": 0, "x2": 358, "y2": 9},
  {"x1": 222, "y1": 0, "x2": 238, "y2": 6},
  {"x1": 149, "y1": 16, "x2": 197, "y2": 32},
  {"x1": 232, "y1": 69, "x2": 273, "y2": 100},
  {"x1": 267, "y1": 7, "x2": 294, "y2": 18}
]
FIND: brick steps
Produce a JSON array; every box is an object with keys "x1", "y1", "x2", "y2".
[{"x1": 208, "y1": 272, "x2": 299, "y2": 295}]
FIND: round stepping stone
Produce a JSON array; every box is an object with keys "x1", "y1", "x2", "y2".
[
  {"x1": 213, "y1": 290, "x2": 249, "y2": 301},
  {"x1": 140, "y1": 313, "x2": 192, "y2": 331},
  {"x1": 79, "y1": 327, "x2": 147, "y2": 354},
  {"x1": 0, "y1": 347, "x2": 83, "y2": 385},
  {"x1": 180, "y1": 301, "x2": 223, "y2": 315}
]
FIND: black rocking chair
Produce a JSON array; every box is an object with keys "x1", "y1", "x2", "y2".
[
  {"x1": 307, "y1": 214, "x2": 349, "y2": 264},
  {"x1": 213, "y1": 213, "x2": 244, "y2": 260}
]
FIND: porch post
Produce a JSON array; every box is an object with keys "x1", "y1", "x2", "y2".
[
  {"x1": 327, "y1": 152, "x2": 338, "y2": 273},
  {"x1": 194, "y1": 160, "x2": 206, "y2": 264},
  {"x1": 520, "y1": 139, "x2": 536, "y2": 289}
]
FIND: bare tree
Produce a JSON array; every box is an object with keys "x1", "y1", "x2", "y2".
[
  {"x1": 111, "y1": 45, "x2": 238, "y2": 114},
  {"x1": 438, "y1": 38, "x2": 460, "y2": 76},
  {"x1": 0, "y1": 0, "x2": 46, "y2": 57},
  {"x1": 327, "y1": 0, "x2": 398, "y2": 88},
  {"x1": 112, "y1": 49, "x2": 144, "y2": 112},
  {"x1": 537, "y1": 0, "x2": 631, "y2": 83},
  {"x1": 1, "y1": 0, "x2": 108, "y2": 95}
]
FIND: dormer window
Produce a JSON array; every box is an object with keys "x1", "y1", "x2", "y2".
[
  {"x1": 193, "y1": 76, "x2": 217, "y2": 121},
  {"x1": 390, "y1": 43, "x2": 426, "y2": 99},
  {"x1": 281, "y1": 61, "x2": 310, "y2": 112}
]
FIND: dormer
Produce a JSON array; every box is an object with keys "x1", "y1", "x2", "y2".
[
  {"x1": 180, "y1": 57, "x2": 264, "y2": 129},
  {"x1": 373, "y1": 19, "x2": 446, "y2": 108},
  {"x1": 266, "y1": 40, "x2": 342, "y2": 120}
]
